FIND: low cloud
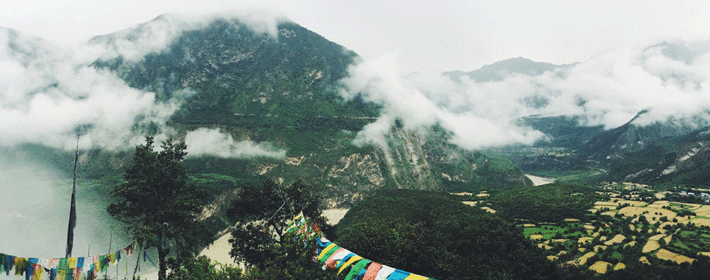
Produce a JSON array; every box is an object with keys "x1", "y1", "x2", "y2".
[
  {"x1": 185, "y1": 128, "x2": 286, "y2": 159},
  {"x1": 340, "y1": 54, "x2": 545, "y2": 150},
  {"x1": 340, "y1": 40, "x2": 710, "y2": 150},
  {"x1": 88, "y1": 11, "x2": 286, "y2": 62},
  {"x1": 0, "y1": 28, "x2": 187, "y2": 151},
  {"x1": 0, "y1": 11, "x2": 286, "y2": 152}
]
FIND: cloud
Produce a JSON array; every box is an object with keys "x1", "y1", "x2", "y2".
[
  {"x1": 0, "y1": 28, "x2": 186, "y2": 151},
  {"x1": 339, "y1": 53, "x2": 546, "y2": 150},
  {"x1": 339, "y1": 40, "x2": 710, "y2": 150},
  {"x1": 1, "y1": 11, "x2": 287, "y2": 152},
  {"x1": 87, "y1": 11, "x2": 286, "y2": 62},
  {"x1": 185, "y1": 128, "x2": 286, "y2": 159}
]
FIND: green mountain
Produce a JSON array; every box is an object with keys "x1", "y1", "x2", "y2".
[
  {"x1": 81, "y1": 14, "x2": 529, "y2": 205},
  {"x1": 514, "y1": 109, "x2": 710, "y2": 185}
]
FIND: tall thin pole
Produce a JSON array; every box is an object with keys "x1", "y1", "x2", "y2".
[
  {"x1": 65, "y1": 135, "x2": 79, "y2": 258},
  {"x1": 107, "y1": 232, "x2": 112, "y2": 279}
]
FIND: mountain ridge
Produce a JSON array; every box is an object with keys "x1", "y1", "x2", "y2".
[{"x1": 76, "y1": 14, "x2": 531, "y2": 206}]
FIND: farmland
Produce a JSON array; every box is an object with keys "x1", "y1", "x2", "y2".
[{"x1": 460, "y1": 182, "x2": 710, "y2": 275}]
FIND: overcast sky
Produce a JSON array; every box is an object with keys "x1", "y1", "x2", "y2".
[{"x1": 1, "y1": 0, "x2": 709, "y2": 74}]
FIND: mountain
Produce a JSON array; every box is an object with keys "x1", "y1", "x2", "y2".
[
  {"x1": 444, "y1": 57, "x2": 573, "y2": 83},
  {"x1": 605, "y1": 125, "x2": 710, "y2": 184},
  {"x1": 517, "y1": 108, "x2": 710, "y2": 185},
  {"x1": 77, "y1": 14, "x2": 529, "y2": 206},
  {"x1": 577, "y1": 111, "x2": 698, "y2": 164}
]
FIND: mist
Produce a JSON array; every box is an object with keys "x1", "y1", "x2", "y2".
[
  {"x1": 1, "y1": 12, "x2": 287, "y2": 155},
  {"x1": 0, "y1": 151, "x2": 140, "y2": 279},
  {"x1": 185, "y1": 128, "x2": 287, "y2": 159},
  {"x1": 339, "y1": 40, "x2": 710, "y2": 150}
]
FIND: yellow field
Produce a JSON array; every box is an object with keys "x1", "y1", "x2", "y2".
[
  {"x1": 589, "y1": 261, "x2": 612, "y2": 274},
  {"x1": 654, "y1": 192, "x2": 671, "y2": 199},
  {"x1": 604, "y1": 234, "x2": 626, "y2": 246},
  {"x1": 530, "y1": 234, "x2": 543, "y2": 240},
  {"x1": 700, "y1": 252, "x2": 710, "y2": 257},
  {"x1": 690, "y1": 217, "x2": 710, "y2": 227},
  {"x1": 624, "y1": 241, "x2": 637, "y2": 248},
  {"x1": 568, "y1": 252, "x2": 597, "y2": 266},
  {"x1": 674, "y1": 215, "x2": 692, "y2": 224},
  {"x1": 462, "y1": 201, "x2": 480, "y2": 206},
  {"x1": 655, "y1": 249, "x2": 695, "y2": 264},
  {"x1": 647, "y1": 200, "x2": 670, "y2": 208},
  {"x1": 538, "y1": 243, "x2": 553, "y2": 250},
  {"x1": 578, "y1": 237, "x2": 593, "y2": 244},
  {"x1": 600, "y1": 211, "x2": 616, "y2": 217},
  {"x1": 664, "y1": 235, "x2": 673, "y2": 244},
  {"x1": 613, "y1": 262, "x2": 626, "y2": 271},
  {"x1": 550, "y1": 239, "x2": 568, "y2": 243},
  {"x1": 639, "y1": 256, "x2": 650, "y2": 265},
  {"x1": 450, "y1": 192, "x2": 473, "y2": 196},
  {"x1": 617, "y1": 207, "x2": 677, "y2": 222},
  {"x1": 648, "y1": 233, "x2": 665, "y2": 241},
  {"x1": 642, "y1": 240, "x2": 659, "y2": 253},
  {"x1": 480, "y1": 206, "x2": 496, "y2": 213},
  {"x1": 695, "y1": 205, "x2": 710, "y2": 217}
]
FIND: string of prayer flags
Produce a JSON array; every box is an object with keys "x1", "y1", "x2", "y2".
[
  {"x1": 0, "y1": 242, "x2": 139, "y2": 280},
  {"x1": 286, "y1": 212, "x2": 436, "y2": 280}
]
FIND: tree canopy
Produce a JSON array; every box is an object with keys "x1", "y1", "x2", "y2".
[
  {"x1": 335, "y1": 189, "x2": 561, "y2": 280},
  {"x1": 107, "y1": 136, "x2": 206, "y2": 280},
  {"x1": 226, "y1": 179, "x2": 330, "y2": 268}
]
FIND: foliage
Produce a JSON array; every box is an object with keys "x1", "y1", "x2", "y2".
[
  {"x1": 486, "y1": 183, "x2": 599, "y2": 222},
  {"x1": 335, "y1": 189, "x2": 563, "y2": 280},
  {"x1": 238, "y1": 241, "x2": 338, "y2": 280},
  {"x1": 168, "y1": 256, "x2": 242, "y2": 280},
  {"x1": 107, "y1": 136, "x2": 208, "y2": 280},
  {"x1": 226, "y1": 179, "x2": 330, "y2": 269}
]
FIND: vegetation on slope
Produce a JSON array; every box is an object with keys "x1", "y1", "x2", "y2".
[
  {"x1": 335, "y1": 189, "x2": 562, "y2": 280},
  {"x1": 484, "y1": 183, "x2": 601, "y2": 223}
]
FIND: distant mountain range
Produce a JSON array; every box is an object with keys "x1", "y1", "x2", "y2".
[{"x1": 444, "y1": 57, "x2": 573, "y2": 83}]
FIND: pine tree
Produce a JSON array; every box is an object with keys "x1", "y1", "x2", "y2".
[{"x1": 107, "y1": 136, "x2": 204, "y2": 280}]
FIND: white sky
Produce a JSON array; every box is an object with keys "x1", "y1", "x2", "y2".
[{"x1": 1, "y1": 0, "x2": 710, "y2": 73}]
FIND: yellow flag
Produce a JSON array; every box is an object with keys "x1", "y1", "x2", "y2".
[
  {"x1": 68, "y1": 257, "x2": 78, "y2": 268},
  {"x1": 31, "y1": 264, "x2": 43, "y2": 280}
]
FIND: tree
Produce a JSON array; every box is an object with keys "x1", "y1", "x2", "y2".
[
  {"x1": 227, "y1": 179, "x2": 329, "y2": 269},
  {"x1": 336, "y1": 189, "x2": 563, "y2": 280},
  {"x1": 108, "y1": 136, "x2": 205, "y2": 280},
  {"x1": 168, "y1": 256, "x2": 242, "y2": 280}
]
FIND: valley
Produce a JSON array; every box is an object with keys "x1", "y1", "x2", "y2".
[{"x1": 3, "y1": 9, "x2": 710, "y2": 280}]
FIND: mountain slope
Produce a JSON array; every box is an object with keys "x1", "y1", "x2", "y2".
[{"x1": 81, "y1": 14, "x2": 529, "y2": 205}]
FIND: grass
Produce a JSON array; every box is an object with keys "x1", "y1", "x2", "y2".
[
  {"x1": 609, "y1": 251, "x2": 625, "y2": 262},
  {"x1": 671, "y1": 239, "x2": 691, "y2": 250},
  {"x1": 523, "y1": 225, "x2": 585, "y2": 239}
]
